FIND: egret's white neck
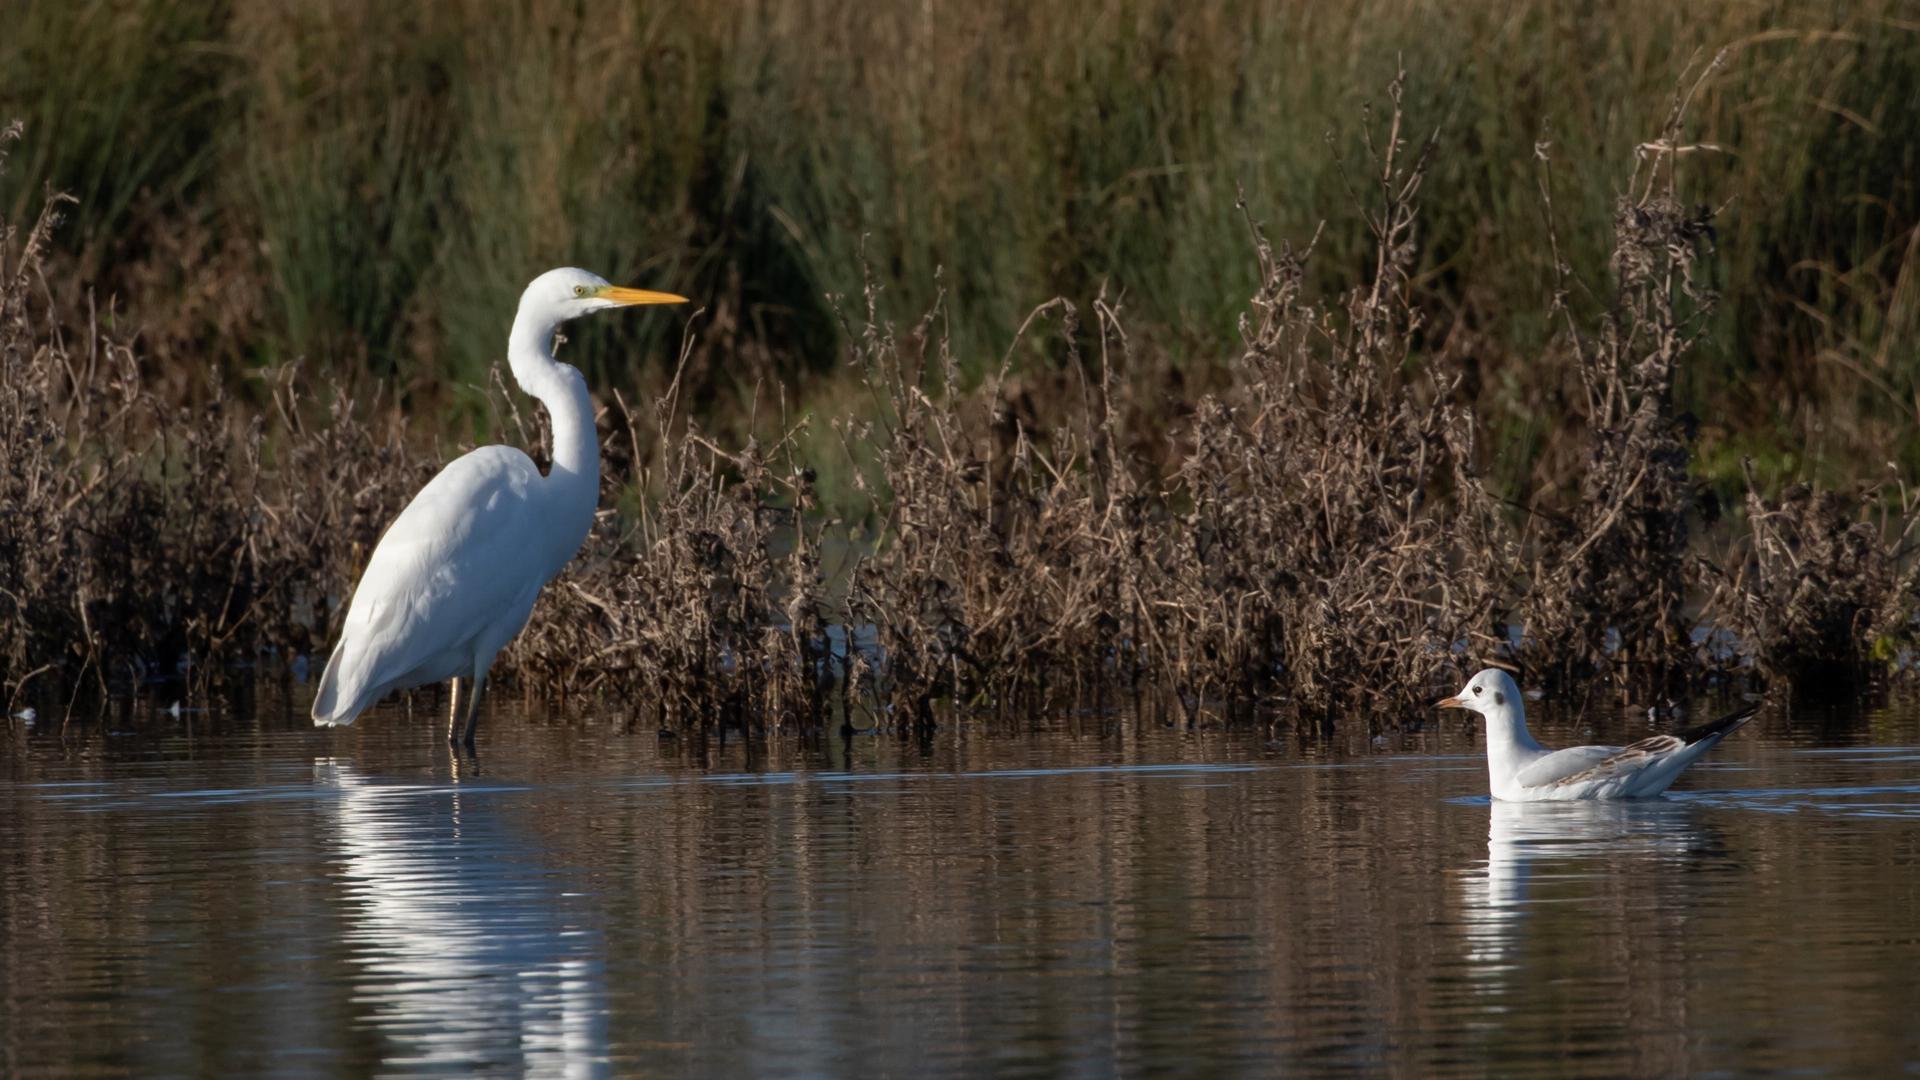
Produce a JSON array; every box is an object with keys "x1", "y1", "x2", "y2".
[{"x1": 507, "y1": 310, "x2": 599, "y2": 555}]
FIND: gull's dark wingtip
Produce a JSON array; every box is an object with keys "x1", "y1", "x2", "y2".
[{"x1": 1676, "y1": 702, "x2": 1760, "y2": 746}]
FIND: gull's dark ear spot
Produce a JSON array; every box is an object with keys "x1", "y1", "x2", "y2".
[{"x1": 1494, "y1": 691, "x2": 1506, "y2": 706}]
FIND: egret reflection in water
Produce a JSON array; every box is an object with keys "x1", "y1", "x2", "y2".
[{"x1": 319, "y1": 760, "x2": 607, "y2": 1074}]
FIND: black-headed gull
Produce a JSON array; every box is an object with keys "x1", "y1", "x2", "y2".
[{"x1": 1438, "y1": 667, "x2": 1756, "y2": 801}]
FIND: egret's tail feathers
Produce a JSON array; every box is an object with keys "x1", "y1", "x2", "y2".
[
  {"x1": 1676, "y1": 702, "x2": 1760, "y2": 748},
  {"x1": 310, "y1": 644, "x2": 370, "y2": 727}
]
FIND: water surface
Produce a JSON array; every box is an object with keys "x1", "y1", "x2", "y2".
[{"x1": 3, "y1": 698, "x2": 1918, "y2": 1076}]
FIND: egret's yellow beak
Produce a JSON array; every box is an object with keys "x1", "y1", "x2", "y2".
[
  {"x1": 599, "y1": 285, "x2": 688, "y2": 306},
  {"x1": 1435, "y1": 696, "x2": 1466, "y2": 709}
]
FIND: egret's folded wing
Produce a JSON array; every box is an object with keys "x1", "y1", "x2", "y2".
[{"x1": 317, "y1": 446, "x2": 545, "y2": 717}]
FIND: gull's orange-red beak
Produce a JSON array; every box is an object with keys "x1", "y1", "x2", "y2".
[{"x1": 1435, "y1": 696, "x2": 1466, "y2": 709}]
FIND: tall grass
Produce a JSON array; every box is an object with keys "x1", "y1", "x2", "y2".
[{"x1": 1, "y1": 1, "x2": 1915, "y2": 489}]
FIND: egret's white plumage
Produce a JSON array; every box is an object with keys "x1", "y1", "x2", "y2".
[
  {"x1": 1438, "y1": 667, "x2": 1755, "y2": 801},
  {"x1": 311, "y1": 268, "x2": 685, "y2": 744}
]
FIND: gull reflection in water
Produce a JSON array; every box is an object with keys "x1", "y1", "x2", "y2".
[
  {"x1": 1457, "y1": 799, "x2": 1703, "y2": 986},
  {"x1": 318, "y1": 759, "x2": 607, "y2": 1076}
]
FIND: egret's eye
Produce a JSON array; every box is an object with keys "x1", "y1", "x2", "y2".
[
  {"x1": 1472, "y1": 685, "x2": 1481, "y2": 695},
  {"x1": 572, "y1": 285, "x2": 588, "y2": 297}
]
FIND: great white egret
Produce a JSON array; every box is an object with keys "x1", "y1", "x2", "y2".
[
  {"x1": 311, "y1": 268, "x2": 686, "y2": 745},
  {"x1": 1438, "y1": 667, "x2": 1755, "y2": 800}
]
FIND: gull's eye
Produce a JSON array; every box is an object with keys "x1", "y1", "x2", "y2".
[
  {"x1": 573, "y1": 285, "x2": 588, "y2": 297},
  {"x1": 1472, "y1": 685, "x2": 1481, "y2": 695}
]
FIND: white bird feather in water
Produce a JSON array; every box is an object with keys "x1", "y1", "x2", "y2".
[
  {"x1": 310, "y1": 268, "x2": 686, "y2": 746},
  {"x1": 1438, "y1": 667, "x2": 1757, "y2": 801}
]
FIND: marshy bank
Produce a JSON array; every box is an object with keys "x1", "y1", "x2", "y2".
[{"x1": 4, "y1": 67, "x2": 1919, "y2": 734}]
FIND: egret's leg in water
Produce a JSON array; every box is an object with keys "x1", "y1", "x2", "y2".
[
  {"x1": 447, "y1": 677, "x2": 468, "y2": 744},
  {"x1": 458, "y1": 672, "x2": 487, "y2": 749}
]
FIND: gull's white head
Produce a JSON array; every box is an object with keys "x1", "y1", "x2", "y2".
[
  {"x1": 518, "y1": 267, "x2": 687, "y2": 326},
  {"x1": 1436, "y1": 667, "x2": 1523, "y2": 720}
]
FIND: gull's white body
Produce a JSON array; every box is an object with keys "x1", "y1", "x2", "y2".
[
  {"x1": 1439, "y1": 668, "x2": 1754, "y2": 801},
  {"x1": 311, "y1": 268, "x2": 683, "y2": 743}
]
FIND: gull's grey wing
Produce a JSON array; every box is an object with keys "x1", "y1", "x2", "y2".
[
  {"x1": 1542, "y1": 735, "x2": 1686, "y2": 789},
  {"x1": 1512, "y1": 704, "x2": 1761, "y2": 792},
  {"x1": 1533, "y1": 703, "x2": 1760, "y2": 791},
  {"x1": 1512, "y1": 744, "x2": 1628, "y2": 789}
]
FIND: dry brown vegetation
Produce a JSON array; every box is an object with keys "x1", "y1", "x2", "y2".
[
  {"x1": 1512, "y1": 77, "x2": 1725, "y2": 690},
  {"x1": 1, "y1": 123, "x2": 433, "y2": 716},
  {"x1": 1704, "y1": 461, "x2": 1920, "y2": 687},
  {"x1": 6, "y1": 81, "x2": 1920, "y2": 733}
]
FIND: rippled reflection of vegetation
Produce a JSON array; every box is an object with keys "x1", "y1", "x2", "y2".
[{"x1": 4, "y1": 714, "x2": 1919, "y2": 1074}]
